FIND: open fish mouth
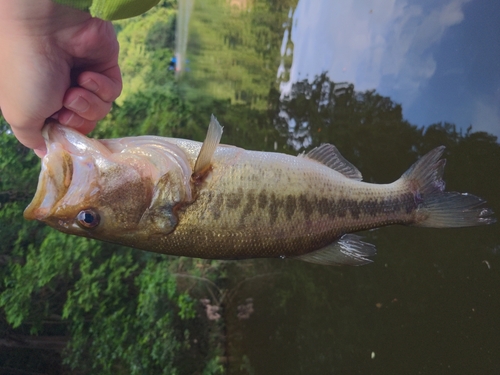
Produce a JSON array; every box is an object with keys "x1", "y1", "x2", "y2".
[
  {"x1": 24, "y1": 132, "x2": 74, "y2": 220},
  {"x1": 24, "y1": 122, "x2": 107, "y2": 221}
]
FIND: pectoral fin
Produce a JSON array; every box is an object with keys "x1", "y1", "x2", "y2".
[
  {"x1": 142, "y1": 170, "x2": 187, "y2": 234},
  {"x1": 295, "y1": 234, "x2": 376, "y2": 266},
  {"x1": 192, "y1": 115, "x2": 223, "y2": 183}
]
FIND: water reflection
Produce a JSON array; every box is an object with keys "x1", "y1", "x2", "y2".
[
  {"x1": 279, "y1": 0, "x2": 470, "y2": 98},
  {"x1": 178, "y1": 0, "x2": 500, "y2": 373},
  {"x1": 280, "y1": 0, "x2": 500, "y2": 138},
  {"x1": 179, "y1": 0, "x2": 500, "y2": 137}
]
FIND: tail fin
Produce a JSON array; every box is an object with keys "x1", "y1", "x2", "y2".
[{"x1": 402, "y1": 146, "x2": 496, "y2": 228}]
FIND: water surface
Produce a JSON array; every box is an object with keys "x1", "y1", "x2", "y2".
[{"x1": 178, "y1": 0, "x2": 500, "y2": 373}]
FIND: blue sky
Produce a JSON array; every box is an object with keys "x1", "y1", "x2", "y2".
[{"x1": 279, "y1": 0, "x2": 500, "y2": 139}]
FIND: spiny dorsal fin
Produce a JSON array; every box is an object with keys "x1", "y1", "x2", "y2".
[
  {"x1": 302, "y1": 144, "x2": 362, "y2": 181},
  {"x1": 192, "y1": 115, "x2": 223, "y2": 183},
  {"x1": 294, "y1": 234, "x2": 376, "y2": 266}
]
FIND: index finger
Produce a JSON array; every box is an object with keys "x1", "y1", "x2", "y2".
[{"x1": 8, "y1": 118, "x2": 47, "y2": 155}]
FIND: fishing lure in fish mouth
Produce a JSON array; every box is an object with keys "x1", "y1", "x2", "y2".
[{"x1": 24, "y1": 116, "x2": 496, "y2": 266}]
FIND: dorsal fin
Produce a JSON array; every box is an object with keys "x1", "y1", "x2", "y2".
[
  {"x1": 192, "y1": 115, "x2": 223, "y2": 183},
  {"x1": 302, "y1": 144, "x2": 362, "y2": 181}
]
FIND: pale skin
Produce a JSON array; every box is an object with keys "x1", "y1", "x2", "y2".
[{"x1": 0, "y1": 0, "x2": 122, "y2": 157}]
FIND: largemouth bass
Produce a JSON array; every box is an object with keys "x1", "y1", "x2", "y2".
[{"x1": 24, "y1": 116, "x2": 495, "y2": 266}]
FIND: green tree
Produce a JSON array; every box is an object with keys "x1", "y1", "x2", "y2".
[
  {"x1": 1, "y1": 114, "x2": 225, "y2": 374},
  {"x1": 184, "y1": 0, "x2": 297, "y2": 108},
  {"x1": 114, "y1": 0, "x2": 178, "y2": 105}
]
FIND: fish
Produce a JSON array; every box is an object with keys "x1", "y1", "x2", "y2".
[{"x1": 24, "y1": 116, "x2": 496, "y2": 266}]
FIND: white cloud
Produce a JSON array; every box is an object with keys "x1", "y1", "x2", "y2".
[
  {"x1": 279, "y1": 0, "x2": 471, "y2": 106},
  {"x1": 472, "y1": 97, "x2": 500, "y2": 139}
]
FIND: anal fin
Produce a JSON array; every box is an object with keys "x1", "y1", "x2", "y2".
[
  {"x1": 192, "y1": 115, "x2": 223, "y2": 183},
  {"x1": 295, "y1": 234, "x2": 376, "y2": 266}
]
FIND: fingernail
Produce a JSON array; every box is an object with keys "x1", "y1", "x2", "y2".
[
  {"x1": 81, "y1": 79, "x2": 99, "y2": 93},
  {"x1": 66, "y1": 96, "x2": 90, "y2": 113},
  {"x1": 34, "y1": 148, "x2": 46, "y2": 158},
  {"x1": 60, "y1": 112, "x2": 84, "y2": 127}
]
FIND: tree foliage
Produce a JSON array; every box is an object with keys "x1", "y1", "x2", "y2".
[{"x1": 184, "y1": 0, "x2": 296, "y2": 108}]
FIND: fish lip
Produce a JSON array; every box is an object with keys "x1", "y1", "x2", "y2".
[
  {"x1": 24, "y1": 123, "x2": 57, "y2": 220},
  {"x1": 42, "y1": 120, "x2": 111, "y2": 157},
  {"x1": 24, "y1": 121, "x2": 103, "y2": 221},
  {"x1": 23, "y1": 179, "x2": 48, "y2": 220},
  {"x1": 24, "y1": 143, "x2": 71, "y2": 221}
]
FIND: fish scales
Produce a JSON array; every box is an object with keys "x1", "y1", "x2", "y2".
[
  {"x1": 145, "y1": 150, "x2": 418, "y2": 258},
  {"x1": 24, "y1": 118, "x2": 496, "y2": 266}
]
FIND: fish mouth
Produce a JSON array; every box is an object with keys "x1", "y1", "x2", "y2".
[
  {"x1": 24, "y1": 141, "x2": 73, "y2": 220},
  {"x1": 24, "y1": 121, "x2": 109, "y2": 221}
]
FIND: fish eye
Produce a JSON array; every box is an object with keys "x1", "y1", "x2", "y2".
[{"x1": 77, "y1": 209, "x2": 100, "y2": 229}]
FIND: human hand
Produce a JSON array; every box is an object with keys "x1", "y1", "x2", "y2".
[{"x1": 0, "y1": 0, "x2": 122, "y2": 156}]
